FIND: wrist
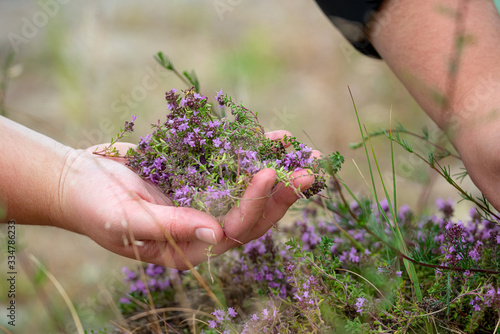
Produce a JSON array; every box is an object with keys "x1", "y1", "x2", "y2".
[
  {"x1": 47, "y1": 147, "x2": 83, "y2": 233},
  {"x1": 25, "y1": 142, "x2": 76, "y2": 229},
  {"x1": 0, "y1": 116, "x2": 76, "y2": 227}
]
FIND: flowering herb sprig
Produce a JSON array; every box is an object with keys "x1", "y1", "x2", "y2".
[
  {"x1": 97, "y1": 115, "x2": 137, "y2": 157},
  {"x1": 111, "y1": 88, "x2": 328, "y2": 216}
]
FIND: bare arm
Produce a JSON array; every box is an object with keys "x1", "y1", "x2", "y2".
[
  {"x1": 0, "y1": 116, "x2": 71, "y2": 226},
  {"x1": 371, "y1": 0, "x2": 500, "y2": 209}
]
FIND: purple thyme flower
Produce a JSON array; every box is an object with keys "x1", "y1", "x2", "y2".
[
  {"x1": 227, "y1": 307, "x2": 237, "y2": 318},
  {"x1": 436, "y1": 198, "x2": 454, "y2": 217},
  {"x1": 216, "y1": 89, "x2": 225, "y2": 108},
  {"x1": 122, "y1": 266, "x2": 137, "y2": 282},
  {"x1": 212, "y1": 309, "x2": 225, "y2": 323},
  {"x1": 208, "y1": 320, "x2": 217, "y2": 329},
  {"x1": 355, "y1": 297, "x2": 366, "y2": 315},
  {"x1": 348, "y1": 247, "x2": 360, "y2": 263},
  {"x1": 470, "y1": 296, "x2": 482, "y2": 312},
  {"x1": 379, "y1": 198, "x2": 390, "y2": 212},
  {"x1": 139, "y1": 133, "x2": 152, "y2": 147},
  {"x1": 213, "y1": 137, "x2": 222, "y2": 147}
]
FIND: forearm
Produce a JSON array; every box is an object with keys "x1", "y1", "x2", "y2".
[
  {"x1": 370, "y1": 0, "x2": 500, "y2": 209},
  {"x1": 0, "y1": 116, "x2": 74, "y2": 226},
  {"x1": 371, "y1": 0, "x2": 500, "y2": 132}
]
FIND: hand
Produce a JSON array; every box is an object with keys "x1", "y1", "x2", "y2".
[{"x1": 52, "y1": 131, "x2": 321, "y2": 269}]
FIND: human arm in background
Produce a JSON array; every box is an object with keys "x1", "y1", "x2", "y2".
[
  {"x1": 369, "y1": 0, "x2": 500, "y2": 210},
  {"x1": 316, "y1": 0, "x2": 500, "y2": 210},
  {"x1": 0, "y1": 116, "x2": 317, "y2": 269}
]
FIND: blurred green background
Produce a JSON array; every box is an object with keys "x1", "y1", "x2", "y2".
[{"x1": 0, "y1": 0, "x2": 475, "y2": 332}]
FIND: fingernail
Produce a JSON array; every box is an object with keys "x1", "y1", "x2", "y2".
[{"x1": 195, "y1": 228, "x2": 217, "y2": 245}]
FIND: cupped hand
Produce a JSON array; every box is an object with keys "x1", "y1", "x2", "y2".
[{"x1": 52, "y1": 131, "x2": 321, "y2": 269}]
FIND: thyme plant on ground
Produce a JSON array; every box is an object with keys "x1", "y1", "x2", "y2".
[
  {"x1": 112, "y1": 191, "x2": 500, "y2": 334},
  {"x1": 88, "y1": 56, "x2": 500, "y2": 333},
  {"x1": 102, "y1": 87, "x2": 327, "y2": 217},
  {"x1": 99, "y1": 122, "x2": 500, "y2": 334}
]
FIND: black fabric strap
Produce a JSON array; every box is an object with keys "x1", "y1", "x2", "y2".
[{"x1": 314, "y1": 0, "x2": 385, "y2": 58}]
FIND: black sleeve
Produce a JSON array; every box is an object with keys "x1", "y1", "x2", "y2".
[{"x1": 314, "y1": 0, "x2": 385, "y2": 58}]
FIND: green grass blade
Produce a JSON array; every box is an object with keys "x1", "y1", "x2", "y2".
[{"x1": 349, "y1": 87, "x2": 422, "y2": 301}]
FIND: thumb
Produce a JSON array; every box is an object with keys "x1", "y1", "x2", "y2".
[{"x1": 127, "y1": 203, "x2": 225, "y2": 245}]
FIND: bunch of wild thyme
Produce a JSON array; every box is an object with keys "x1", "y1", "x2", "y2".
[
  {"x1": 102, "y1": 88, "x2": 327, "y2": 216},
  {"x1": 116, "y1": 197, "x2": 500, "y2": 334}
]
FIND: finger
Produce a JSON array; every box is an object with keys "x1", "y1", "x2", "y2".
[
  {"x1": 115, "y1": 238, "x2": 216, "y2": 269},
  {"x1": 312, "y1": 150, "x2": 322, "y2": 159},
  {"x1": 287, "y1": 168, "x2": 316, "y2": 197},
  {"x1": 250, "y1": 169, "x2": 315, "y2": 238},
  {"x1": 108, "y1": 200, "x2": 224, "y2": 268},
  {"x1": 309, "y1": 149, "x2": 323, "y2": 169},
  {"x1": 113, "y1": 204, "x2": 226, "y2": 269},
  {"x1": 127, "y1": 203, "x2": 224, "y2": 246},
  {"x1": 218, "y1": 168, "x2": 276, "y2": 242},
  {"x1": 213, "y1": 167, "x2": 315, "y2": 251},
  {"x1": 136, "y1": 169, "x2": 276, "y2": 265},
  {"x1": 123, "y1": 204, "x2": 227, "y2": 268},
  {"x1": 265, "y1": 130, "x2": 292, "y2": 148}
]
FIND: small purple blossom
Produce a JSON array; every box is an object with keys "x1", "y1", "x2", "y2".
[
  {"x1": 436, "y1": 198, "x2": 454, "y2": 217},
  {"x1": 355, "y1": 297, "x2": 366, "y2": 315},
  {"x1": 227, "y1": 307, "x2": 237, "y2": 318},
  {"x1": 216, "y1": 89, "x2": 225, "y2": 108},
  {"x1": 212, "y1": 309, "x2": 225, "y2": 323},
  {"x1": 208, "y1": 320, "x2": 217, "y2": 329},
  {"x1": 139, "y1": 133, "x2": 152, "y2": 147},
  {"x1": 213, "y1": 137, "x2": 222, "y2": 147},
  {"x1": 470, "y1": 296, "x2": 482, "y2": 312},
  {"x1": 469, "y1": 248, "x2": 481, "y2": 262},
  {"x1": 119, "y1": 297, "x2": 130, "y2": 304}
]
